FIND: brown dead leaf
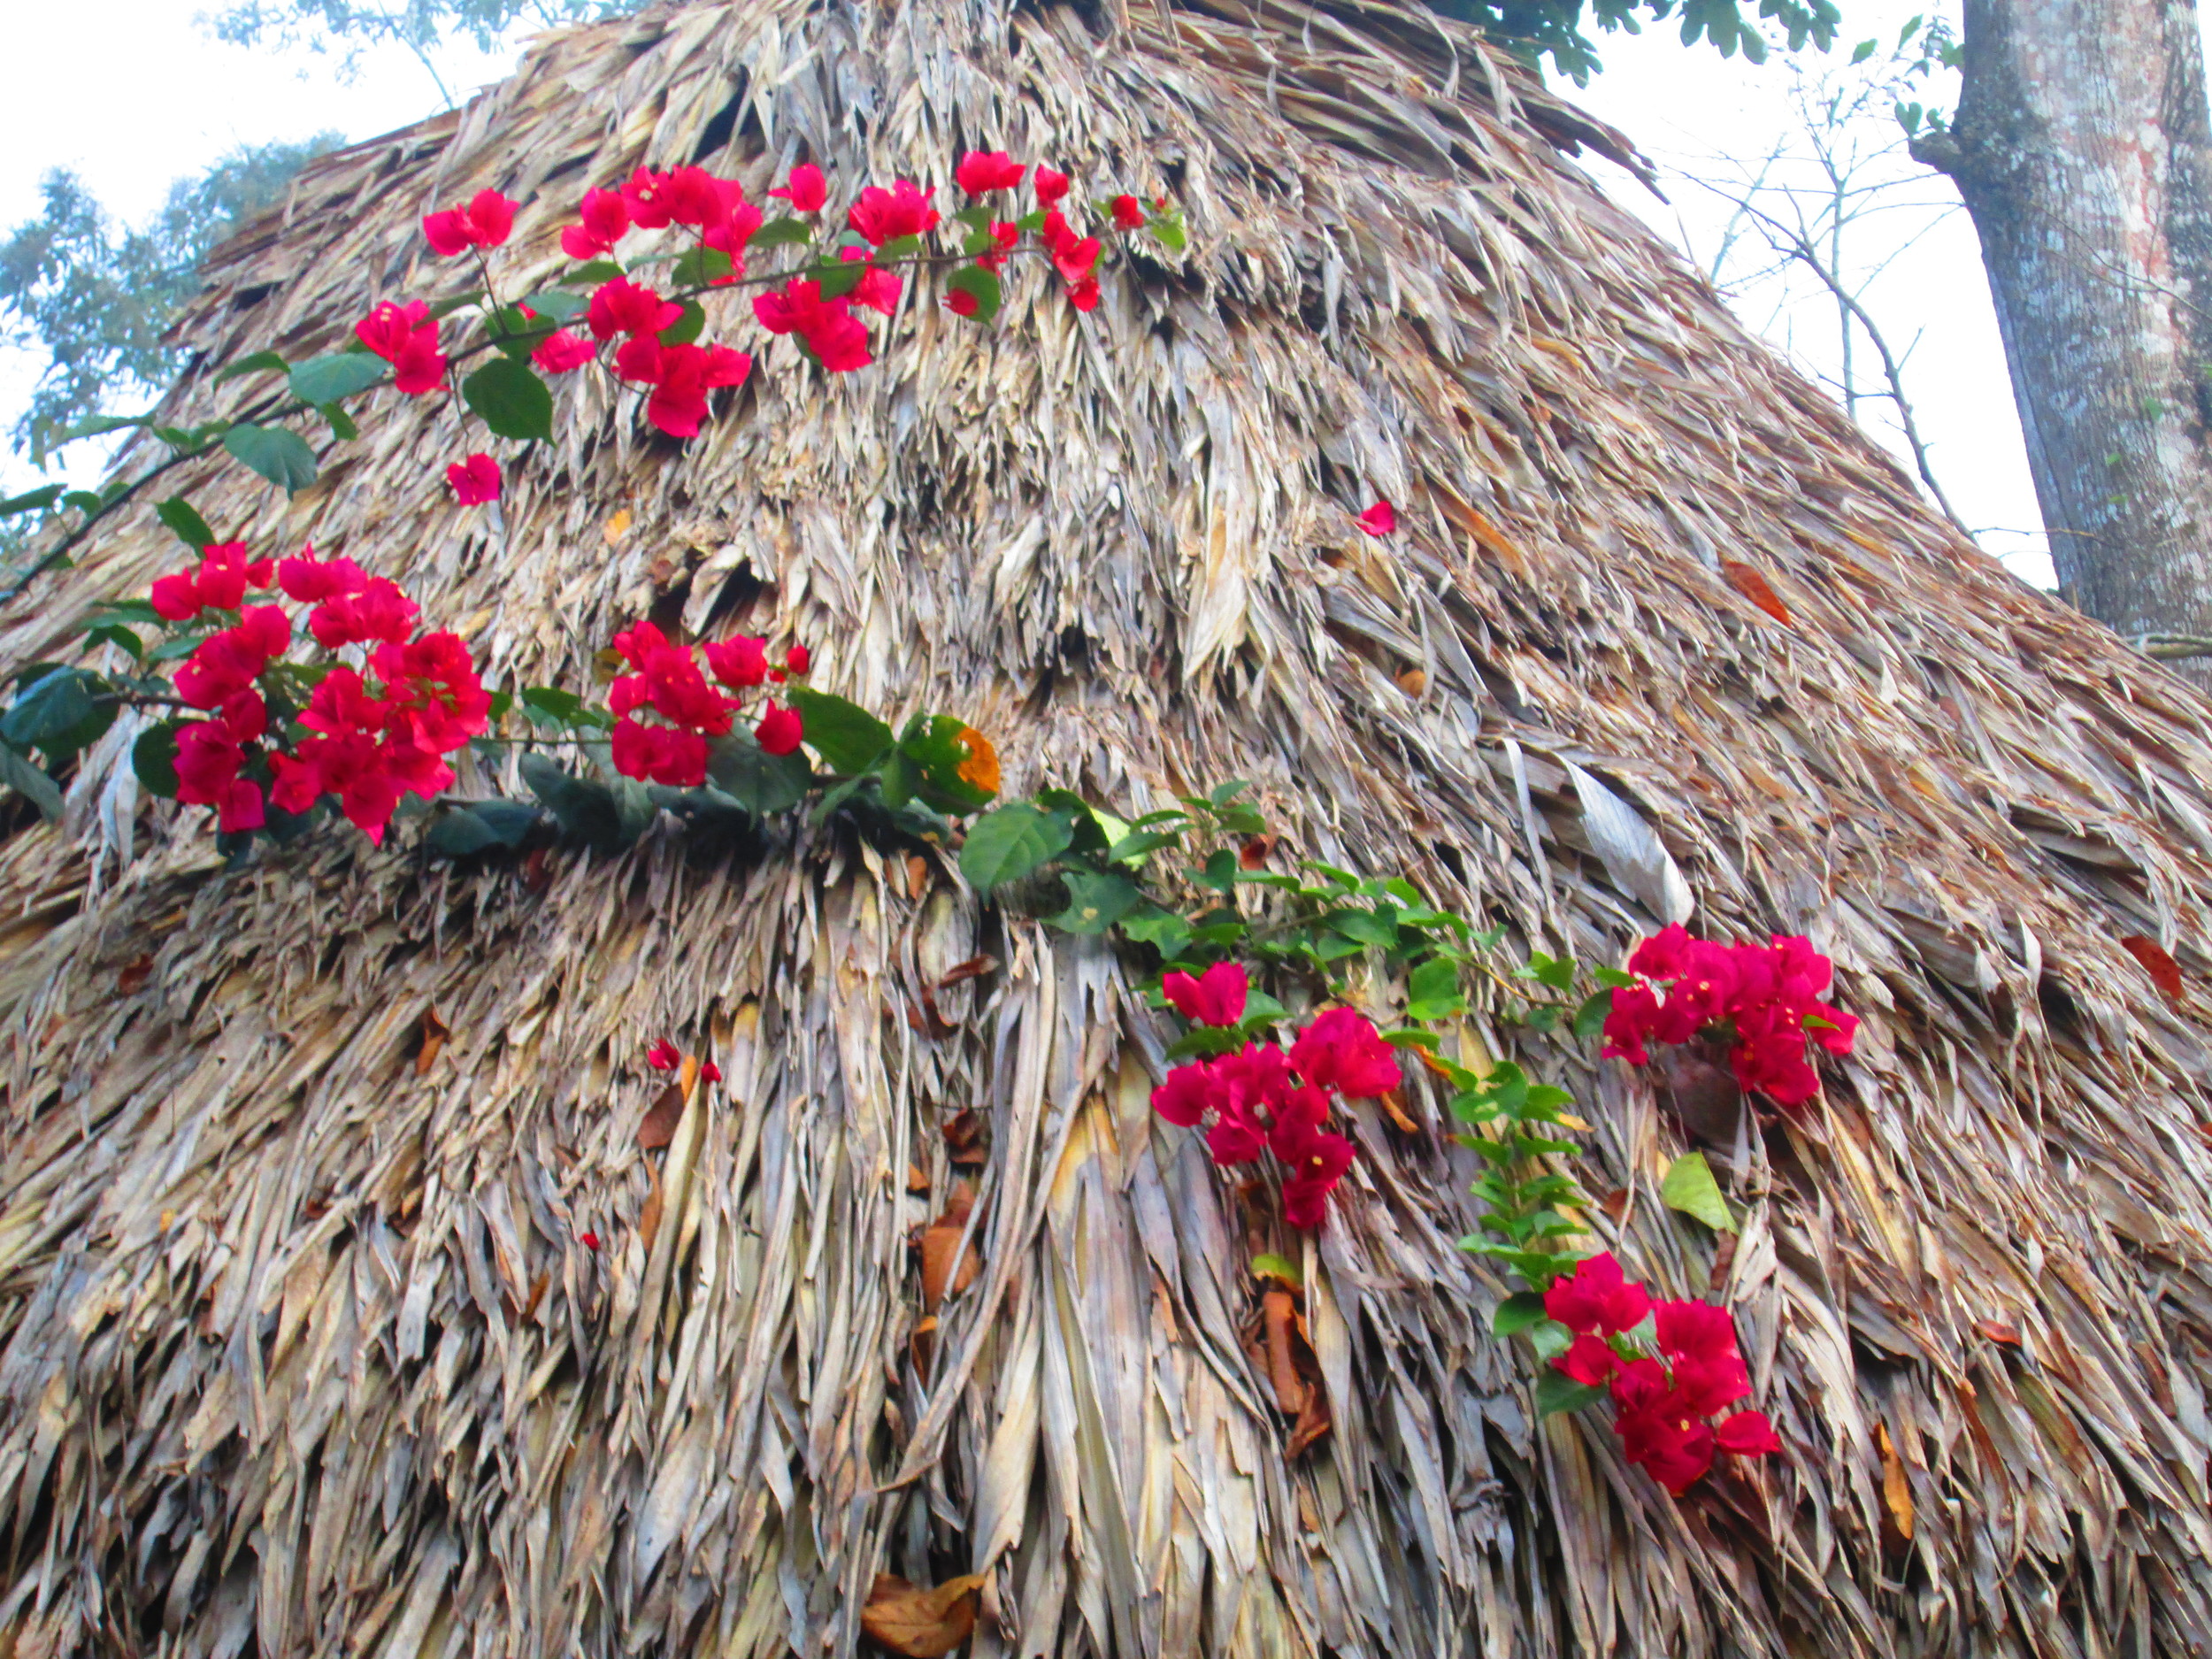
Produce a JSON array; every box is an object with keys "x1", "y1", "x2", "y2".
[
  {"x1": 1878, "y1": 1421, "x2": 1916, "y2": 1543},
  {"x1": 638, "y1": 1083, "x2": 686, "y2": 1151},
  {"x1": 918, "y1": 1185, "x2": 980, "y2": 1311},
  {"x1": 602, "y1": 508, "x2": 632, "y2": 545},
  {"x1": 639, "y1": 1164, "x2": 664, "y2": 1255},
  {"x1": 520, "y1": 1271, "x2": 549, "y2": 1323},
  {"x1": 936, "y1": 954, "x2": 999, "y2": 987},
  {"x1": 522, "y1": 847, "x2": 553, "y2": 891},
  {"x1": 1286, "y1": 1382, "x2": 1333, "y2": 1458},
  {"x1": 1707, "y1": 1232, "x2": 1739, "y2": 1294},
  {"x1": 905, "y1": 854, "x2": 929, "y2": 901},
  {"x1": 860, "y1": 1572, "x2": 986, "y2": 1658},
  {"x1": 1974, "y1": 1317, "x2": 2023, "y2": 1347},
  {"x1": 912, "y1": 982, "x2": 956, "y2": 1039},
  {"x1": 1721, "y1": 559, "x2": 1795, "y2": 626},
  {"x1": 1238, "y1": 835, "x2": 1277, "y2": 870},
  {"x1": 117, "y1": 953, "x2": 153, "y2": 995},
  {"x1": 905, "y1": 1163, "x2": 930, "y2": 1194},
  {"x1": 1260, "y1": 1288, "x2": 1306, "y2": 1413},
  {"x1": 2118, "y1": 934, "x2": 2185, "y2": 1002},
  {"x1": 1379, "y1": 1088, "x2": 1419, "y2": 1133},
  {"x1": 909, "y1": 1315, "x2": 938, "y2": 1374},
  {"x1": 942, "y1": 1109, "x2": 988, "y2": 1165},
  {"x1": 416, "y1": 1007, "x2": 450, "y2": 1077},
  {"x1": 1395, "y1": 667, "x2": 1427, "y2": 696},
  {"x1": 1598, "y1": 1187, "x2": 1632, "y2": 1222}
]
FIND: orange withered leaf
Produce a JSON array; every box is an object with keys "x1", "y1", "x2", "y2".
[
  {"x1": 859, "y1": 1572, "x2": 987, "y2": 1658},
  {"x1": 2118, "y1": 934, "x2": 2184, "y2": 1002},
  {"x1": 1721, "y1": 559, "x2": 1794, "y2": 626}
]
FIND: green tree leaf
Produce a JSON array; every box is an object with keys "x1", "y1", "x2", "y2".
[
  {"x1": 0, "y1": 743, "x2": 63, "y2": 819},
  {"x1": 2, "y1": 667, "x2": 109, "y2": 759},
  {"x1": 288, "y1": 352, "x2": 385, "y2": 404},
  {"x1": 132, "y1": 722, "x2": 180, "y2": 797},
  {"x1": 1492, "y1": 1292, "x2": 1553, "y2": 1336},
  {"x1": 750, "y1": 217, "x2": 813, "y2": 248},
  {"x1": 1048, "y1": 869, "x2": 1141, "y2": 934},
  {"x1": 787, "y1": 687, "x2": 893, "y2": 773},
  {"x1": 705, "y1": 726, "x2": 811, "y2": 815},
  {"x1": 213, "y1": 349, "x2": 289, "y2": 383},
  {"x1": 959, "y1": 803, "x2": 1074, "y2": 890},
  {"x1": 1250, "y1": 1252, "x2": 1302, "y2": 1285},
  {"x1": 1659, "y1": 1150, "x2": 1737, "y2": 1233},
  {"x1": 1406, "y1": 956, "x2": 1468, "y2": 1020},
  {"x1": 154, "y1": 496, "x2": 217, "y2": 552},
  {"x1": 1532, "y1": 1371, "x2": 1608, "y2": 1417},
  {"x1": 946, "y1": 265, "x2": 1002, "y2": 322},
  {"x1": 222, "y1": 421, "x2": 319, "y2": 491},
  {"x1": 1572, "y1": 988, "x2": 1616, "y2": 1042},
  {"x1": 462, "y1": 357, "x2": 554, "y2": 442},
  {"x1": 518, "y1": 753, "x2": 622, "y2": 847}
]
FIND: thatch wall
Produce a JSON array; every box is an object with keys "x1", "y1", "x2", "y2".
[{"x1": 0, "y1": 0, "x2": 2208, "y2": 1654}]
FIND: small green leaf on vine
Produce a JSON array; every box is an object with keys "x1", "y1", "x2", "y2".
[
  {"x1": 1658, "y1": 1150, "x2": 1737, "y2": 1233},
  {"x1": 1492, "y1": 1292, "x2": 1551, "y2": 1336},
  {"x1": 1251, "y1": 1252, "x2": 1302, "y2": 1286}
]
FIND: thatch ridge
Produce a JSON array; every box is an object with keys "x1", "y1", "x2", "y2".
[{"x1": 0, "y1": 0, "x2": 2209, "y2": 1654}]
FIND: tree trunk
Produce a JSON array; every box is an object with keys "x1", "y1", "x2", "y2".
[{"x1": 1913, "y1": 0, "x2": 2212, "y2": 643}]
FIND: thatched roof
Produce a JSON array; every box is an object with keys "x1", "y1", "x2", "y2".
[{"x1": 2, "y1": 0, "x2": 2210, "y2": 1653}]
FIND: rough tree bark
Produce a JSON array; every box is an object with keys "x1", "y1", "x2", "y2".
[{"x1": 1912, "y1": 0, "x2": 2212, "y2": 644}]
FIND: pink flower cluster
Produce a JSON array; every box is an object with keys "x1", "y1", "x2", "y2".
[
  {"x1": 356, "y1": 300, "x2": 448, "y2": 396},
  {"x1": 1543, "y1": 1253, "x2": 1783, "y2": 1493},
  {"x1": 154, "y1": 544, "x2": 488, "y2": 841},
  {"x1": 1601, "y1": 926, "x2": 1858, "y2": 1108},
  {"x1": 1149, "y1": 964, "x2": 1393, "y2": 1228},
  {"x1": 605, "y1": 619, "x2": 806, "y2": 787}
]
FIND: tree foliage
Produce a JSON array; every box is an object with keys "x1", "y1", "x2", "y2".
[
  {"x1": 1436, "y1": 0, "x2": 1839, "y2": 81},
  {"x1": 0, "y1": 137, "x2": 341, "y2": 456}
]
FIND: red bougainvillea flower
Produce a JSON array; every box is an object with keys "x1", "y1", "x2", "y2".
[
  {"x1": 703, "y1": 634, "x2": 768, "y2": 688},
  {"x1": 173, "y1": 690, "x2": 269, "y2": 833},
  {"x1": 1110, "y1": 193, "x2": 1146, "y2": 230},
  {"x1": 588, "y1": 277, "x2": 684, "y2": 342},
  {"x1": 580, "y1": 1230, "x2": 601, "y2": 1251},
  {"x1": 310, "y1": 578, "x2": 420, "y2": 650},
  {"x1": 1163, "y1": 962, "x2": 1247, "y2": 1027},
  {"x1": 753, "y1": 278, "x2": 872, "y2": 373},
  {"x1": 276, "y1": 550, "x2": 368, "y2": 604},
  {"x1": 150, "y1": 541, "x2": 275, "y2": 620},
  {"x1": 611, "y1": 718, "x2": 710, "y2": 786},
  {"x1": 785, "y1": 643, "x2": 810, "y2": 675},
  {"x1": 1287, "y1": 1007, "x2": 1401, "y2": 1098},
  {"x1": 837, "y1": 247, "x2": 903, "y2": 315},
  {"x1": 755, "y1": 703, "x2": 803, "y2": 755},
  {"x1": 533, "y1": 329, "x2": 595, "y2": 373},
  {"x1": 616, "y1": 167, "x2": 678, "y2": 228},
  {"x1": 355, "y1": 300, "x2": 447, "y2": 395},
  {"x1": 174, "y1": 607, "x2": 290, "y2": 709},
  {"x1": 613, "y1": 339, "x2": 754, "y2": 438},
  {"x1": 1040, "y1": 210, "x2": 1100, "y2": 283},
  {"x1": 446, "y1": 453, "x2": 502, "y2": 504},
  {"x1": 1033, "y1": 165, "x2": 1071, "y2": 207},
  {"x1": 945, "y1": 288, "x2": 979, "y2": 318},
  {"x1": 609, "y1": 619, "x2": 734, "y2": 733},
  {"x1": 561, "y1": 187, "x2": 631, "y2": 258},
  {"x1": 956, "y1": 150, "x2": 1026, "y2": 195},
  {"x1": 700, "y1": 1061, "x2": 723, "y2": 1083},
  {"x1": 1149, "y1": 1062, "x2": 1215, "y2": 1127},
  {"x1": 977, "y1": 220, "x2": 1019, "y2": 273},
  {"x1": 372, "y1": 632, "x2": 492, "y2": 754},
  {"x1": 423, "y1": 188, "x2": 517, "y2": 255},
  {"x1": 1543, "y1": 1252, "x2": 1653, "y2": 1337},
  {"x1": 1066, "y1": 275, "x2": 1101, "y2": 313},
  {"x1": 1556, "y1": 1331, "x2": 1625, "y2": 1386},
  {"x1": 1275, "y1": 1110, "x2": 1356, "y2": 1228},
  {"x1": 769, "y1": 163, "x2": 827, "y2": 212},
  {"x1": 1714, "y1": 1409, "x2": 1784, "y2": 1455},
  {"x1": 647, "y1": 1040, "x2": 680, "y2": 1070},
  {"x1": 848, "y1": 179, "x2": 940, "y2": 246},
  {"x1": 1603, "y1": 926, "x2": 1856, "y2": 1109},
  {"x1": 1356, "y1": 500, "x2": 1396, "y2": 536}
]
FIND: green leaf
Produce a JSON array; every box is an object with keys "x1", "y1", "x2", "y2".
[
  {"x1": 1106, "y1": 826, "x2": 1180, "y2": 864},
  {"x1": 288, "y1": 353, "x2": 386, "y2": 405},
  {"x1": 222, "y1": 423, "x2": 319, "y2": 492},
  {"x1": 154, "y1": 496, "x2": 217, "y2": 552},
  {"x1": 1533, "y1": 1371, "x2": 1607, "y2": 1417},
  {"x1": 898, "y1": 713, "x2": 995, "y2": 813},
  {"x1": 318, "y1": 403, "x2": 359, "y2": 442},
  {"x1": 1239, "y1": 989, "x2": 1288, "y2": 1032},
  {"x1": 462, "y1": 357, "x2": 554, "y2": 442},
  {"x1": 873, "y1": 234, "x2": 925, "y2": 262},
  {"x1": 1164, "y1": 1025, "x2": 1244, "y2": 1060},
  {"x1": 426, "y1": 808, "x2": 505, "y2": 856},
  {"x1": 787, "y1": 687, "x2": 893, "y2": 773},
  {"x1": 0, "y1": 485, "x2": 65, "y2": 518},
  {"x1": 750, "y1": 217, "x2": 814, "y2": 248},
  {"x1": 2, "y1": 668, "x2": 107, "y2": 759},
  {"x1": 1659, "y1": 1150, "x2": 1737, "y2": 1233},
  {"x1": 214, "y1": 349, "x2": 289, "y2": 383},
  {"x1": 61, "y1": 491, "x2": 102, "y2": 513},
  {"x1": 427, "y1": 291, "x2": 484, "y2": 319},
  {"x1": 1117, "y1": 904, "x2": 1193, "y2": 957},
  {"x1": 1522, "y1": 952, "x2": 1576, "y2": 993},
  {"x1": 0, "y1": 743, "x2": 62, "y2": 820},
  {"x1": 518, "y1": 753, "x2": 624, "y2": 847},
  {"x1": 704, "y1": 726, "x2": 811, "y2": 815},
  {"x1": 1406, "y1": 956, "x2": 1468, "y2": 1021},
  {"x1": 1250, "y1": 1252, "x2": 1302, "y2": 1286},
  {"x1": 813, "y1": 259, "x2": 869, "y2": 301},
  {"x1": 946, "y1": 265, "x2": 1002, "y2": 322},
  {"x1": 660, "y1": 299, "x2": 708, "y2": 346},
  {"x1": 85, "y1": 624, "x2": 142, "y2": 661},
  {"x1": 518, "y1": 686, "x2": 604, "y2": 730},
  {"x1": 132, "y1": 723, "x2": 180, "y2": 798},
  {"x1": 959, "y1": 802, "x2": 1075, "y2": 890},
  {"x1": 1326, "y1": 907, "x2": 1398, "y2": 947},
  {"x1": 1148, "y1": 211, "x2": 1187, "y2": 253},
  {"x1": 1032, "y1": 788, "x2": 1109, "y2": 854},
  {"x1": 65, "y1": 412, "x2": 150, "y2": 440},
  {"x1": 670, "y1": 248, "x2": 734, "y2": 288},
  {"x1": 1492, "y1": 1292, "x2": 1551, "y2": 1336},
  {"x1": 1380, "y1": 1027, "x2": 1440, "y2": 1049},
  {"x1": 1048, "y1": 870, "x2": 1141, "y2": 934},
  {"x1": 522, "y1": 289, "x2": 591, "y2": 323},
  {"x1": 1569, "y1": 989, "x2": 1613, "y2": 1044}
]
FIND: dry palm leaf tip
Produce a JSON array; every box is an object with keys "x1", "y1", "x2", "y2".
[{"x1": 0, "y1": 133, "x2": 1861, "y2": 1502}]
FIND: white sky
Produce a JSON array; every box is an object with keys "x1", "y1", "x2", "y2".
[{"x1": 1, "y1": 0, "x2": 2052, "y2": 584}]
